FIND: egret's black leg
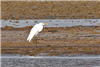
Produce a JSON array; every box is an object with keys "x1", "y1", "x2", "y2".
[
  {"x1": 33, "y1": 39, "x2": 35, "y2": 50},
  {"x1": 38, "y1": 33, "x2": 41, "y2": 49},
  {"x1": 32, "y1": 36, "x2": 38, "y2": 49},
  {"x1": 35, "y1": 37, "x2": 37, "y2": 48}
]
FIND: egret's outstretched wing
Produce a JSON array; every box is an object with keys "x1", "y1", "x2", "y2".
[{"x1": 27, "y1": 24, "x2": 39, "y2": 42}]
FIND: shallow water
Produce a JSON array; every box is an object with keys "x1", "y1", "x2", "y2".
[
  {"x1": 1, "y1": 19, "x2": 100, "y2": 28},
  {"x1": 1, "y1": 54, "x2": 100, "y2": 67}
]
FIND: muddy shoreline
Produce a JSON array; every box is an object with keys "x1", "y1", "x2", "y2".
[{"x1": 1, "y1": 26, "x2": 100, "y2": 56}]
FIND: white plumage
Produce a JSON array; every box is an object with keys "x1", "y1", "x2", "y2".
[{"x1": 27, "y1": 23, "x2": 47, "y2": 42}]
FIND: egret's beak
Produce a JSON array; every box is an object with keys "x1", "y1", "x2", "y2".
[{"x1": 44, "y1": 23, "x2": 48, "y2": 25}]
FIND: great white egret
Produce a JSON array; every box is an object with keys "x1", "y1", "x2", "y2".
[{"x1": 27, "y1": 22, "x2": 48, "y2": 47}]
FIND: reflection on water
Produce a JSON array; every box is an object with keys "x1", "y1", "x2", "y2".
[{"x1": 1, "y1": 54, "x2": 100, "y2": 58}]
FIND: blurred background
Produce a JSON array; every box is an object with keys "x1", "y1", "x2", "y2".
[{"x1": 1, "y1": 1, "x2": 100, "y2": 19}]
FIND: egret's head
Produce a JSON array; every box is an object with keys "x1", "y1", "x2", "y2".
[{"x1": 39, "y1": 23, "x2": 48, "y2": 25}]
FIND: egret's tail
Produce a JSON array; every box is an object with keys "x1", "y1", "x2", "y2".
[
  {"x1": 27, "y1": 37, "x2": 31, "y2": 42},
  {"x1": 27, "y1": 35, "x2": 33, "y2": 42}
]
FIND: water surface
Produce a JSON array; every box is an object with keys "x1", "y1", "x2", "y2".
[{"x1": 1, "y1": 19, "x2": 100, "y2": 28}]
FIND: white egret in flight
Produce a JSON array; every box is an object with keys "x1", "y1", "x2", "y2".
[{"x1": 27, "y1": 22, "x2": 48, "y2": 47}]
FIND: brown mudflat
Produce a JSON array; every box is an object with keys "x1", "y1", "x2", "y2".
[
  {"x1": 1, "y1": 1, "x2": 100, "y2": 19},
  {"x1": 1, "y1": 26, "x2": 100, "y2": 56}
]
